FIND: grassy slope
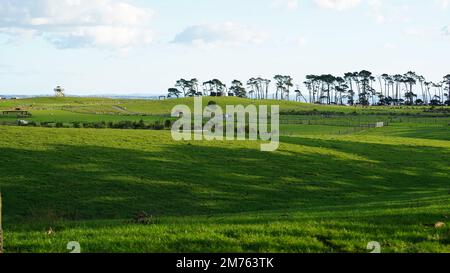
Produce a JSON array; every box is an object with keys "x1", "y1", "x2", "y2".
[
  {"x1": 1, "y1": 122, "x2": 449, "y2": 252},
  {"x1": 1, "y1": 97, "x2": 448, "y2": 119},
  {"x1": 1, "y1": 97, "x2": 449, "y2": 253}
]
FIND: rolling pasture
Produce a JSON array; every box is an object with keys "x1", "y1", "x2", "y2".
[{"x1": 0, "y1": 97, "x2": 449, "y2": 253}]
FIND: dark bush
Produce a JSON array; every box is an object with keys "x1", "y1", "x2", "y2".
[
  {"x1": 164, "y1": 119, "x2": 172, "y2": 129},
  {"x1": 133, "y1": 119, "x2": 146, "y2": 129},
  {"x1": 131, "y1": 211, "x2": 159, "y2": 225}
]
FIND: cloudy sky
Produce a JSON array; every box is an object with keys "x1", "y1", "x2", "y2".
[{"x1": 0, "y1": 0, "x2": 449, "y2": 95}]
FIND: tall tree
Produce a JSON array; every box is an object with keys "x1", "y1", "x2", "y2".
[
  {"x1": 175, "y1": 79, "x2": 191, "y2": 97},
  {"x1": 358, "y1": 70, "x2": 373, "y2": 106},
  {"x1": 190, "y1": 78, "x2": 200, "y2": 96},
  {"x1": 247, "y1": 78, "x2": 258, "y2": 99},
  {"x1": 305, "y1": 75, "x2": 320, "y2": 103},
  {"x1": 284, "y1": 75, "x2": 294, "y2": 100},
  {"x1": 403, "y1": 71, "x2": 417, "y2": 105},
  {"x1": 202, "y1": 80, "x2": 211, "y2": 96},
  {"x1": 393, "y1": 74, "x2": 404, "y2": 105},
  {"x1": 273, "y1": 75, "x2": 284, "y2": 100},
  {"x1": 344, "y1": 73, "x2": 356, "y2": 106},
  {"x1": 444, "y1": 74, "x2": 450, "y2": 105},
  {"x1": 212, "y1": 79, "x2": 226, "y2": 96},
  {"x1": 167, "y1": 88, "x2": 181, "y2": 98},
  {"x1": 230, "y1": 80, "x2": 247, "y2": 98}
]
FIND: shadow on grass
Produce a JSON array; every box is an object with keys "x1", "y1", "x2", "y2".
[
  {"x1": 0, "y1": 134, "x2": 448, "y2": 225},
  {"x1": 374, "y1": 125, "x2": 450, "y2": 141}
]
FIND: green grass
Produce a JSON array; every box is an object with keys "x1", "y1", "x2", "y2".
[
  {"x1": 1, "y1": 125, "x2": 450, "y2": 253},
  {"x1": 280, "y1": 124, "x2": 358, "y2": 136},
  {"x1": 0, "y1": 109, "x2": 168, "y2": 124},
  {"x1": 2, "y1": 97, "x2": 449, "y2": 117},
  {"x1": 0, "y1": 97, "x2": 449, "y2": 253}
]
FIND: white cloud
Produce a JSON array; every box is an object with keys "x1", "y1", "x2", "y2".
[
  {"x1": 296, "y1": 36, "x2": 307, "y2": 46},
  {"x1": 172, "y1": 22, "x2": 267, "y2": 48},
  {"x1": 314, "y1": 0, "x2": 362, "y2": 11},
  {"x1": 435, "y1": 0, "x2": 450, "y2": 10},
  {"x1": 404, "y1": 26, "x2": 444, "y2": 39},
  {"x1": 0, "y1": 0, "x2": 154, "y2": 49},
  {"x1": 279, "y1": 35, "x2": 308, "y2": 47},
  {"x1": 383, "y1": 42, "x2": 396, "y2": 49},
  {"x1": 404, "y1": 27, "x2": 429, "y2": 38},
  {"x1": 366, "y1": 1, "x2": 412, "y2": 24},
  {"x1": 272, "y1": 0, "x2": 299, "y2": 11},
  {"x1": 443, "y1": 26, "x2": 450, "y2": 36},
  {"x1": 368, "y1": 0, "x2": 385, "y2": 23}
]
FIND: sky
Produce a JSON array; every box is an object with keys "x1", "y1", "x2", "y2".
[{"x1": 0, "y1": 0, "x2": 449, "y2": 96}]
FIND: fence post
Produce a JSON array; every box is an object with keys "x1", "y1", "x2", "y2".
[{"x1": 0, "y1": 192, "x2": 3, "y2": 254}]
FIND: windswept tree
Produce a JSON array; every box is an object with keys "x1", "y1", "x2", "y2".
[
  {"x1": 304, "y1": 76, "x2": 314, "y2": 103},
  {"x1": 203, "y1": 79, "x2": 226, "y2": 97},
  {"x1": 357, "y1": 70, "x2": 374, "y2": 106},
  {"x1": 284, "y1": 76, "x2": 294, "y2": 100},
  {"x1": 212, "y1": 79, "x2": 227, "y2": 96},
  {"x1": 306, "y1": 75, "x2": 323, "y2": 103},
  {"x1": 335, "y1": 77, "x2": 349, "y2": 105},
  {"x1": 392, "y1": 74, "x2": 404, "y2": 105},
  {"x1": 416, "y1": 75, "x2": 426, "y2": 104},
  {"x1": 168, "y1": 71, "x2": 450, "y2": 106},
  {"x1": 189, "y1": 78, "x2": 200, "y2": 97},
  {"x1": 274, "y1": 75, "x2": 284, "y2": 100},
  {"x1": 424, "y1": 81, "x2": 433, "y2": 105},
  {"x1": 247, "y1": 78, "x2": 261, "y2": 99},
  {"x1": 319, "y1": 74, "x2": 336, "y2": 105},
  {"x1": 444, "y1": 74, "x2": 450, "y2": 105},
  {"x1": 230, "y1": 80, "x2": 247, "y2": 98},
  {"x1": 167, "y1": 88, "x2": 181, "y2": 98},
  {"x1": 262, "y1": 78, "x2": 271, "y2": 99},
  {"x1": 403, "y1": 71, "x2": 418, "y2": 105},
  {"x1": 174, "y1": 78, "x2": 200, "y2": 97},
  {"x1": 203, "y1": 80, "x2": 213, "y2": 96},
  {"x1": 380, "y1": 74, "x2": 390, "y2": 100},
  {"x1": 431, "y1": 82, "x2": 443, "y2": 105},
  {"x1": 274, "y1": 75, "x2": 293, "y2": 100},
  {"x1": 175, "y1": 79, "x2": 191, "y2": 97},
  {"x1": 247, "y1": 77, "x2": 271, "y2": 99},
  {"x1": 344, "y1": 73, "x2": 356, "y2": 105}
]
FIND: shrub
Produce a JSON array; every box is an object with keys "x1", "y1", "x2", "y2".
[
  {"x1": 133, "y1": 119, "x2": 146, "y2": 129},
  {"x1": 131, "y1": 211, "x2": 159, "y2": 225},
  {"x1": 118, "y1": 121, "x2": 134, "y2": 129},
  {"x1": 164, "y1": 119, "x2": 172, "y2": 129},
  {"x1": 93, "y1": 121, "x2": 107, "y2": 129}
]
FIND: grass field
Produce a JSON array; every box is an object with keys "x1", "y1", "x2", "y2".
[{"x1": 0, "y1": 97, "x2": 449, "y2": 253}]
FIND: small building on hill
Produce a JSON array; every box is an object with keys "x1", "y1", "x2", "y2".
[{"x1": 54, "y1": 86, "x2": 65, "y2": 97}]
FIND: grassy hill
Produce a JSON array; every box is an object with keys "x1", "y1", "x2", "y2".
[
  {"x1": 1, "y1": 97, "x2": 447, "y2": 118},
  {"x1": 0, "y1": 97, "x2": 449, "y2": 253}
]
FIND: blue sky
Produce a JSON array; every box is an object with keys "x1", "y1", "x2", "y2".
[{"x1": 0, "y1": 0, "x2": 449, "y2": 95}]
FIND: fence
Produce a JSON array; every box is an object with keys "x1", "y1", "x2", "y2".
[{"x1": 279, "y1": 116, "x2": 388, "y2": 128}]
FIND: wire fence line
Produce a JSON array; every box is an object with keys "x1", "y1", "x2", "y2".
[{"x1": 279, "y1": 116, "x2": 389, "y2": 128}]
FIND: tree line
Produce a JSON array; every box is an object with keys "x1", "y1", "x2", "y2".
[{"x1": 168, "y1": 71, "x2": 450, "y2": 106}]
